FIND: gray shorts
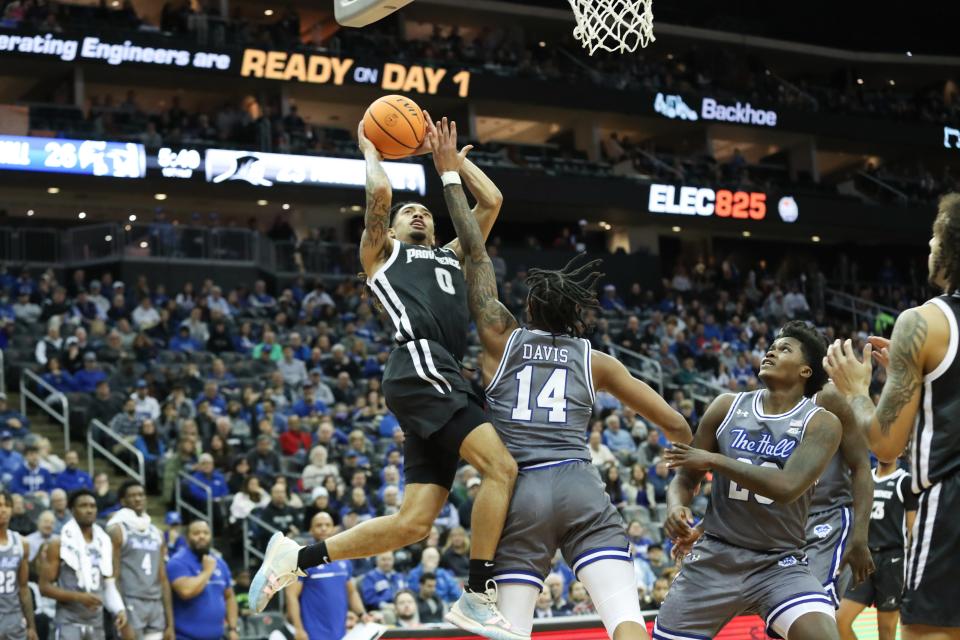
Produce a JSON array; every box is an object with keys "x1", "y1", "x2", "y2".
[
  {"x1": 802, "y1": 505, "x2": 853, "y2": 607},
  {"x1": 55, "y1": 623, "x2": 105, "y2": 640},
  {"x1": 127, "y1": 597, "x2": 166, "y2": 636},
  {"x1": 654, "y1": 535, "x2": 835, "y2": 640},
  {"x1": 0, "y1": 613, "x2": 26, "y2": 639},
  {"x1": 493, "y1": 460, "x2": 629, "y2": 590}
]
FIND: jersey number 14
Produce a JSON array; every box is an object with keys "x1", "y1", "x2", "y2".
[{"x1": 512, "y1": 366, "x2": 567, "y2": 423}]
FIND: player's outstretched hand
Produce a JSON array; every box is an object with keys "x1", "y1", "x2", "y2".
[
  {"x1": 663, "y1": 443, "x2": 714, "y2": 472},
  {"x1": 428, "y1": 117, "x2": 473, "y2": 175},
  {"x1": 823, "y1": 338, "x2": 873, "y2": 398},
  {"x1": 664, "y1": 506, "x2": 696, "y2": 545},
  {"x1": 411, "y1": 110, "x2": 437, "y2": 156},
  {"x1": 840, "y1": 539, "x2": 876, "y2": 586},
  {"x1": 357, "y1": 121, "x2": 381, "y2": 160},
  {"x1": 867, "y1": 336, "x2": 891, "y2": 369}
]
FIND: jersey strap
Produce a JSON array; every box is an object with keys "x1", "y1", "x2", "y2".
[{"x1": 484, "y1": 328, "x2": 522, "y2": 394}]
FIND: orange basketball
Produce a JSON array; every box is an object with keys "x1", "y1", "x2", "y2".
[{"x1": 363, "y1": 95, "x2": 426, "y2": 159}]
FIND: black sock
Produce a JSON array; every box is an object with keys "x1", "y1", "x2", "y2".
[
  {"x1": 468, "y1": 559, "x2": 495, "y2": 593},
  {"x1": 297, "y1": 541, "x2": 329, "y2": 571}
]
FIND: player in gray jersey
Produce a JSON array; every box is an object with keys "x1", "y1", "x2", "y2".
[
  {"x1": 107, "y1": 481, "x2": 173, "y2": 640},
  {"x1": 428, "y1": 126, "x2": 692, "y2": 639},
  {"x1": 660, "y1": 321, "x2": 842, "y2": 640},
  {"x1": 0, "y1": 492, "x2": 38, "y2": 640},
  {"x1": 40, "y1": 489, "x2": 127, "y2": 640},
  {"x1": 803, "y1": 382, "x2": 875, "y2": 610}
]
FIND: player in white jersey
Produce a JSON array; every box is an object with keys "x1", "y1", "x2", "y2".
[{"x1": 426, "y1": 120, "x2": 693, "y2": 640}]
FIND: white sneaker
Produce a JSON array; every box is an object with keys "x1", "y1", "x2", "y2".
[
  {"x1": 249, "y1": 532, "x2": 306, "y2": 613},
  {"x1": 445, "y1": 580, "x2": 529, "y2": 640}
]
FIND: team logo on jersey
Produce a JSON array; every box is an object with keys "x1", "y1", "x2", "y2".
[
  {"x1": 778, "y1": 556, "x2": 799, "y2": 567},
  {"x1": 736, "y1": 409, "x2": 750, "y2": 418},
  {"x1": 786, "y1": 427, "x2": 801, "y2": 436},
  {"x1": 814, "y1": 524, "x2": 833, "y2": 539},
  {"x1": 789, "y1": 419, "x2": 803, "y2": 427}
]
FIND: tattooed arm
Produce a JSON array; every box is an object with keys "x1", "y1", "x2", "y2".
[
  {"x1": 825, "y1": 304, "x2": 948, "y2": 462},
  {"x1": 444, "y1": 157, "x2": 504, "y2": 261},
  {"x1": 357, "y1": 121, "x2": 393, "y2": 276},
  {"x1": 429, "y1": 118, "x2": 518, "y2": 376}
]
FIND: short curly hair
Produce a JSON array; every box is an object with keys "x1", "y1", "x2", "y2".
[
  {"x1": 933, "y1": 193, "x2": 960, "y2": 292},
  {"x1": 776, "y1": 320, "x2": 829, "y2": 397}
]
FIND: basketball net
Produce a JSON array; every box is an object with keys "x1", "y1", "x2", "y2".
[{"x1": 567, "y1": 0, "x2": 655, "y2": 55}]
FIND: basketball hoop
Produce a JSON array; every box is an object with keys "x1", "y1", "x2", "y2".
[{"x1": 567, "y1": 0, "x2": 655, "y2": 55}]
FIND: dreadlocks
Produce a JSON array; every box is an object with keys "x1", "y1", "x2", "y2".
[
  {"x1": 525, "y1": 254, "x2": 604, "y2": 337},
  {"x1": 933, "y1": 192, "x2": 960, "y2": 292}
]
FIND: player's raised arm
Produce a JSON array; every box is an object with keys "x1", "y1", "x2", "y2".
[
  {"x1": 824, "y1": 303, "x2": 947, "y2": 462},
  {"x1": 667, "y1": 410, "x2": 842, "y2": 504},
  {"x1": 591, "y1": 350, "x2": 692, "y2": 444},
  {"x1": 357, "y1": 120, "x2": 394, "y2": 275},
  {"x1": 665, "y1": 393, "x2": 734, "y2": 544},
  {"x1": 444, "y1": 156, "x2": 504, "y2": 261},
  {"x1": 427, "y1": 118, "x2": 518, "y2": 363}
]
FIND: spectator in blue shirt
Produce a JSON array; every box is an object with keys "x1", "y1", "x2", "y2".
[
  {"x1": 168, "y1": 520, "x2": 239, "y2": 640},
  {"x1": 360, "y1": 552, "x2": 408, "y2": 610},
  {"x1": 41, "y1": 358, "x2": 75, "y2": 393},
  {"x1": 72, "y1": 352, "x2": 108, "y2": 392},
  {"x1": 0, "y1": 431, "x2": 23, "y2": 486},
  {"x1": 603, "y1": 415, "x2": 637, "y2": 455},
  {"x1": 406, "y1": 547, "x2": 461, "y2": 603},
  {"x1": 11, "y1": 443, "x2": 54, "y2": 495},
  {"x1": 55, "y1": 450, "x2": 93, "y2": 493},
  {"x1": 169, "y1": 325, "x2": 201, "y2": 353},
  {"x1": 188, "y1": 453, "x2": 229, "y2": 502},
  {"x1": 647, "y1": 459, "x2": 674, "y2": 504},
  {"x1": 0, "y1": 393, "x2": 29, "y2": 438},
  {"x1": 194, "y1": 381, "x2": 227, "y2": 417},
  {"x1": 287, "y1": 512, "x2": 364, "y2": 640},
  {"x1": 291, "y1": 386, "x2": 328, "y2": 418}
]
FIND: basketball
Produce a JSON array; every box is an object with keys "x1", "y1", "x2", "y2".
[{"x1": 363, "y1": 94, "x2": 426, "y2": 159}]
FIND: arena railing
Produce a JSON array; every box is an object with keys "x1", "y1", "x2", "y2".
[
  {"x1": 823, "y1": 287, "x2": 900, "y2": 329},
  {"x1": 606, "y1": 344, "x2": 664, "y2": 396},
  {"x1": 87, "y1": 419, "x2": 145, "y2": 486},
  {"x1": 19, "y1": 368, "x2": 69, "y2": 452},
  {"x1": 176, "y1": 470, "x2": 214, "y2": 533}
]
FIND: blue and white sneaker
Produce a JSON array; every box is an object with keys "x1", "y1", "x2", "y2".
[
  {"x1": 249, "y1": 532, "x2": 306, "y2": 613},
  {"x1": 445, "y1": 580, "x2": 529, "y2": 640}
]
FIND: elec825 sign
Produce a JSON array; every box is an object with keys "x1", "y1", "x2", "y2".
[{"x1": 647, "y1": 184, "x2": 799, "y2": 223}]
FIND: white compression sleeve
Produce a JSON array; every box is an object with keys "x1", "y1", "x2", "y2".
[
  {"x1": 495, "y1": 583, "x2": 540, "y2": 637},
  {"x1": 103, "y1": 577, "x2": 125, "y2": 616},
  {"x1": 578, "y1": 558, "x2": 646, "y2": 638}
]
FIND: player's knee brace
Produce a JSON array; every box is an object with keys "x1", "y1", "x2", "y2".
[{"x1": 578, "y1": 558, "x2": 646, "y2": 638}]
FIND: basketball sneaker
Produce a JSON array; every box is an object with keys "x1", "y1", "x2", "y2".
[
  {"x1": 445, "y1": 580, "x2": 529, "y2": 640},
  {"x1": 249, "y1": 532, "x2": 306, "y2": 613}
]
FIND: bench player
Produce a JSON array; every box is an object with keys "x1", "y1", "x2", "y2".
[
  {"x1": 425, "y1": 118, "x2": 692, "y2": 639},
  {"x1": 837, "y1": 457, "x2": 917, "y2": 640},
  {"x1": 250, "y1": 115, "x2": 523, "y2": 639},
  {"x1": 659, "y1": 321, "x2": 843, "y2": 640},
  {"x1": 0, "y1": 491, "x2": 38, "y2": 640},
  {"x1": 826, "y1": 192, "x2": 960, "y2": 639},
  {"x1": 107, "y1": 480, "x2": 174, "y2": 640}
]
